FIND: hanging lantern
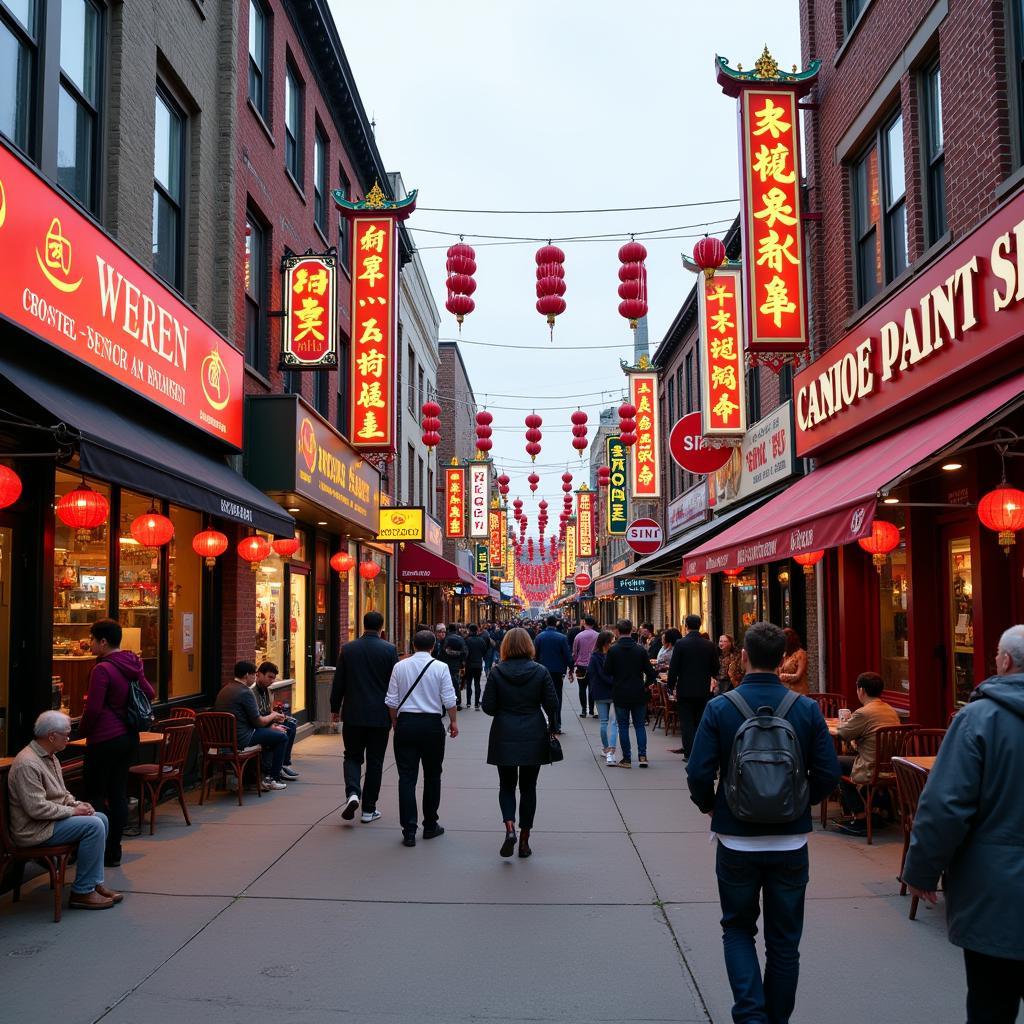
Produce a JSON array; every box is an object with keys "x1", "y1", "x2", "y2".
[
  {"x1": 570, "y1": 409, "x2": 588, "y2": 458},
  {"x1": 192, "y1": 529, "x2": 229, "y2": 569},
  {"x1": 238, "y1": 534, "x2": 272, "y2": 571},
  {"x1": 528, "y1": 472, "x2": 539, "y2": 494},
  {"x1": 421, "y1": 400, "x2": 442, "y2": 450},
  {"x1": 723, "y1": 566, "x2": 746, "y2": 586},
  {"x1": 56, "y1": 482, "x2": 109, "y2": 530},
  {"x1": 330, "y1": 551, "x2": 356, "y2": 575},
  {"x1": 793, "y1": 550, "x2": 825, "y2": 575},
  {"x1": 445, "y1": 242, "x2": 477, "y2": 330},
  {"x1": 524, "y1": 412, "x2": 543, "y2": 462},
  {"x1": 857, "y1": 520, "x2": 901, "y2": 572},
  {"x1": 0, "y1": 466, "x2": 22, "y2": 509},
  {"x1": 692, "y1": 235, "x2": 727, "y2": 280},
  {"x1": 273, "y1": 536, "x2": 301, "y2": 558},
  {"x1": 618, "y1": 401, "x2": 637, "y2": 448},
  {"x1": 535, "y1": 243, "x2": 567, "y2": 338},
  {"x1": 358, "y1": 560, "x2": 382, "y2": 581},
  {"x1": 475, "y1": 410, "x2": 494, "y2": 455},
  {"x1": 978, "y1": 485, "x2": 1024, "y2": 552},
  {"x1": 131, "y1": 504, "x2": 175, "y2": 548},
  {"x1": 497, "y1": 473, "x2": 511, "y2": 498},
  {"x1": 617, "y1": 239, "x2": 648, "y2": 329},
  {"x1": 685, "y1": 574, "x2": 704, "y2": 584},
  {"x1": 597, "y1": 465, "x2": 611, "y2": 487}
]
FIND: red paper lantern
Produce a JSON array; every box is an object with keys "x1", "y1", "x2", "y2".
[
  {"x1": 238, "y1": 534, "x2": 272, "y2": 570},
  {"x1": 793, "y1": 550, "x2": 825, "y2": 575},
  {"x1": 723, "y1": 566, "x2": 746, "y2": 583},
  {"x1": 330, "y1": 551, "x2": 355, "y2": 574},
  {"x1": 273, "y1": 537, "x2": 301, "y2": 558},
  {"x1": 421, "y1": 401, "x2": 442, "y2": 450},
  {"x1": 445, "y1": 242, "x2": 477, "y2": 330},
  {"x1": 977, "y1": 485, "x2": 1024, "y2": 551},
  {"x1": 358, "y1": 560, "x2": 382, "y2": 581},
  {"x1": 693, "y1": 235, "x2": 727, "y2": 279},
  {"x1": 56, "y1": 483, "x2": 109, "y2": 529},
  {"x1": 524, "y1": 412, "x2": 543, "y2": 462},
  {"x1": 0, "y1": 465, "x2": 22, "y2": 509},
  {"x1": 131, "y1": 507, "x2": 175, "y2": 548},
  {"x1": 685, "y1": 574, "x2": 704, "y2": 584},
  {"x1": 535, "y1": 244, "x2": 566, "y2": 335},
  {"x1": 192, "y1": 529, "x2": 229, "y2": 569},
  {"x1": 857, "y1": 520, "x2": 901, "y2": 572},
  {"x1": 597, "y1": 466, "x2": 611, "y2": 487},
  {"x1": 617, "y1": 239, "x2": 648, "y2": 329},
  {"x1": 618, "y1": 401, "x2": 637, "y2": 448}
]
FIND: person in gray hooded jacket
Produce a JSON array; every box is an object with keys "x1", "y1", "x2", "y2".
[{"x1": 903, "y1": 624, "x2": 1024, "y2": 1023}]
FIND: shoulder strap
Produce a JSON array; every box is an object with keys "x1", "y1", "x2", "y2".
[
  {"x1": 724, "y1": 688, "x2": 757, "y2": 720},
  {"x1": 775, "y1": 689, "x2": 801, "y2": 721},
  {"x1": 396, "y1": 660, "x2": 434, "y2": 711}
]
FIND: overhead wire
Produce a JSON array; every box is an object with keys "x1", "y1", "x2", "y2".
[
  {"x1": 409, "y1": 217, "x2": 735, "y2": 244},
  {"x1": 417, "y1": 198, "x2": 739, "y2": 215}
]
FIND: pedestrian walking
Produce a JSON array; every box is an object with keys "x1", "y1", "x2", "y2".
[
  {"x1": 668, "y1": 614, "x2": 720, "y2": 760},
  {"x1": 586, "y1": 630, "x2": 618, "y2": 765},
  {"x1": 386, "y1": 629, "x2": 458, "y2": 847},
  {"x1": 604, "y1": 619, "x2": 656, "y2": 768},
  {"x1": 464, "y1": 623, "x2": 490, "y2": 710},
  {"x1": 433, "y1": 623, "x2": 468, "y2": 709},
  {"x1": 533, "y1": 615, "x2": 572, "y2": 732},
  {"x1": 330, "y1": 611, "x2": 398, "y2": 824},
  {"x1": 79, "y1": 618, "x2": 156, "y2": 867},
  {"x1": 484, "y1": 621, "x2": 503, "y2": 677},
  {"x1": 902, "y1": 624, "x2": 1024, "y2": 1023},
  {"x1": 481, "y1": 627, "x2": 559, "y2": 858},
  {"x1": 686, "y1": 621, "x2": 839, "y2": 1024},
  {"x1": 571, "y1": 616, "x2": 599, "y2": 717}
]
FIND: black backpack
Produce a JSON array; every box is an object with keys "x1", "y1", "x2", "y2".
[
  {"x1": 107, "y1": 659, "x2": 154, "y2": 732},
  {"x1": 722, "y1": 689, "x2": 809, "y2": 824}
]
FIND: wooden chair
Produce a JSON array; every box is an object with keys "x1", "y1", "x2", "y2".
[
  {"x1": 659, "y1": 683, "x2": 678, "y2": 735},
  {"x1": 808, "y1": 692, "x2": 845, "y2": 717},
  {"x1": 129, "y1": 723, "x2": 194, "y2": 834},
  {"x1": 909, "y1": 728, "x2": 946, "y2": 756},
  {"x1": 166, "y1": 706, "x2": 197, "y2": 721},
  {"x1": 892, "y1": 756, "x2": 931, "y2": 919},
  {"x1": 648, "y1": 683, "x2": 665, "y2": 730},
  {"x1": 0, "y1": 765, "x2": 78, "y2": 923},
  {"x1": 195, "y1": 712, "x2": 263, "y2": 806}
]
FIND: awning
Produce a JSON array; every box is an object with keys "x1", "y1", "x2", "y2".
[
  {"x1": 0, "y1": 352, "x2": 293, "y2": 534},
  {"x1": 684, "y1": 371, "x2": 1024, "y2": 575},
  {"x1": 397, "y1": 543, "x2": 476, "y2": 585},
  {"x1": 469, "y1": 580, "x2": 501, "y2": 600}
]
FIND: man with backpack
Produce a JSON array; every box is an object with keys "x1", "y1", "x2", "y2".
[
  {"x1": 686, "y1": 622, "x2": 839, "y2": 1024},
  {"x1": 433, "y1": 624, "x2": 468, "y2": 709}
]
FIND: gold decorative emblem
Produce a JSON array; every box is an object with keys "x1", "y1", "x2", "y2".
[
  {"x1": 637, "y1": 354, "x2": 651, "y2": 369},
  {"x1": 200, "y1": 349, "x2": 231, "y2": 411},
  {"x1": 0, "y1": 179, "x2": 6, "y2": 229},
  {"x1": 364, "y1": 182, "x2": 387, "y2": 209},
  {"x1": 35, "y1": 217, "x2": 83, "y2": 292},
  {"x1": 754, "y1": 46, "x2": 780, "y2": 80}
]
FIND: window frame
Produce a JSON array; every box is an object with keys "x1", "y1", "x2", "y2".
[
  {"x1": 244, "y1": 207, "x2": 269, "y2": 376},
  {"x1": 247, "y1": 0, "x2": 269, "y2": 123},
  {"x1": 407, "y1": 345, "x2": 416, "y2": 414},
  {"x1": 337, "y1": 166, "x2": 352, "y2": 270},
  {"x1": 919, "y1": 58, "x2": 946, "y2": 246},
  {"x1": 0, "y1": 0, "x2": 40, "y2": 157},
  {"x1": 313, "y1": 122, "x2": 328, "y2": 236},
  {"x1": 845, "y1": 0, "x2": 869, "y2": 34},
  {"x1": 284, "y1": 57, "x2": 303, "y2": 188},
  {"x1": 314, "y1": 368, "x2": 330, "y2": 418},
  {"x1": 152, "y1": 83, "x2": 186, "y2": 292}
]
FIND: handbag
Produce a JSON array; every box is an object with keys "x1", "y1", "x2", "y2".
[{"x1": 549, "y1": 735, "x2": 564, "y2": 763}]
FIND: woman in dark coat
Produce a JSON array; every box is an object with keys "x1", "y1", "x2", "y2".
[{"x1": 481, "y1": 627, "x2": 559, "y2": 858}]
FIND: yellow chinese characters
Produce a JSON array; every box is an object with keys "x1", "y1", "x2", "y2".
[
  {"x1": 294, "y1": 297, "x2": 325, "y2": 342},
  {"x1": 356, "y1": 348, "x2": 386, "y2": 378},
  {"x1": 356, "y1": 381, "x2": 386, "y2": 410},
  {"x1": 752, "y1": 97, "x2": 791, "y2": 140},
  {"x1": 756, "y1": 229, "x2": 799, "y2": 273},
  {"x1": 292, "y1": 267, "x2": 328, "y2": 295},
  {"x1": 356, "y1": 411, "x2": 385, "y2": 440},
  {"x1": 759, "y1": 276, "x2": 797, "y2": 327},
  {"x1": 752, "y1": 143, "x2": 795, "y2": 185},
  {"x1": 713, "y1": 393, "x2": 740, "y2": 424},
  {"x1": 711, "y1": 364, "x2": 737, "y2": 390},
  {"x1": 359, "y1": 225, "x2": 386, "y2": 253},
  {"x1": 755, "y1": 187, "x2": 797, "y2": 229}
]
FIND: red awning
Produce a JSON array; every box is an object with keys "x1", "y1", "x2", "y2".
[
  {"x1": 684, "y1": 372, "x2": 1024, "y2": 575},
  {"x1": 397, "y1": 544, "x2": 476, "y2": 585},
  {"x1": 469, "y1": 580, "x2": 501, "y2": 600}
]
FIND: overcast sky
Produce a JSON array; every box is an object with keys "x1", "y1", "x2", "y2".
[{"x1": 330, "y1": 0, "x2": 800, "y2": 511}]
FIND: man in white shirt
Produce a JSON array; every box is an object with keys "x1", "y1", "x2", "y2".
[{"x1": 386, "y1": 630, "x2": 458, "y2": 847}]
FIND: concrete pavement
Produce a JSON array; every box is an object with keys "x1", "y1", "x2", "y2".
[{"x1": 3, "y1": 688, "x2": 967, "y2": 1024}]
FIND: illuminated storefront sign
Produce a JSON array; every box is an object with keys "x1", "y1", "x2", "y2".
[
  {"x1": 576, "y1": 487, "x2": 595, "y2": 557},
  {"x1": 607, "y1": 435, "x2": 628, "y2": 536},
  {"x1": 376, "y1": 506, "x2": 425, "y2": 542},
  {"x1": 564, "y1": 517, "x2": 577, "y2": 579},
  {"x1": 628, "y1": 372, "x2": 661, "y2": 498},
  {"x1": 489, "y1": 507, "x2": 507, "y2": 572},
  {"x1": 710, "y1": 402, "x2": 794, "y2": 510},
  {"x1": 282, "y1": 253, "x2": 338, "y2": 370},
  {"x1": 444, "y1": 465, "x2": 465, "y2": 538},
  {"x1": 699, "y1": 265, "x2": 747, "y2": 438},
  {"x1": 475, "y1": 543, "x2": 489, "y2": 576},
  {"x1": 469, "y1": 462, "x2": 490, "y2": 538}
]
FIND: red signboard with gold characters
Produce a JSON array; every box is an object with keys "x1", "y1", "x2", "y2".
[
  {"x1": 699, "y1": 265, "x2": 748, "y2": 439},
  {"x1": 628, "y1": 372, "x2": 661, "y2": 499},
  {"x1": 444, "y1": 465, "x2": 465, "y2": 539},
  {"x1": 576, "y1": 488, "x2": 595, "y2": 558},
  {"x1": 282, "y1": 254, "x2": 338, "y2": 369}
]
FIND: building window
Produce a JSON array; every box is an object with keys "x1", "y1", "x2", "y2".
[
  {"x1": 684, "y1": 351, "x2": 695, "y2": 413},
  {"x1": 666, "y1": 377, "x2": 677, "y2": 500},
  {"x1": 313, "y1": 124, "x2": 327, "y2": 234},
  {"x1": 427, "y1": 468, "x2": 434, "y2": 517},
  {"x1": 284, "y1": 370, "x2": 301, "y2": 396},
  {"x1": 417, "y1": 366, "x2": 424, "y2": 417},
  {"x1": 336, "y1": 329, "x2": 350, "y2": 434},
  {"x1": 284, "y1": 60, "x2": 303, "y2": 186},
  {"x1": 746, "y1": 366, "x2": 761, "y2": 422},
  {"x1": 407, "y1": 443, "x2": 415, "y2": 505},
  {"x1": 314, "y1": 369, "x2": 330, "y2": 417},
  {"x1": 248, "y1": 0, "x2": 269, "y2": 121},
  {"x1": 0, "y1": 0, "x2": 37, "y2": 155},
  {"x1": 337, "y1": 167, "x2": 351, "y2": 267},
  {"x1": 153, "y1": 88, "x2": 185, "y2": 291},
  {"x1": 57, "y1": 0, "x2": 101, "y2": 212},
  {"x1": 407, "y1": 346, "x2": 416, "y2": 413},
  {"x1": 779, "y1": 363, "x2": 793, "y2": 403},
  {"x1": 417, "y1": 457, "x2": 424, "y2": 508},
  {"x1": 245, "y1": 210, "x2": 269, "y2": 375},
  {"x1": 845, "y1": 0, "x2": 868, "y2": 33},
  {"x1": 920, "y1": 60, "x2": 946, "y2": 246}
]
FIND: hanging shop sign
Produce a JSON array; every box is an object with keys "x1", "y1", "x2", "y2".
[
  {"x1": 576, "y1": 487, "x2": 595, "y2": 557},
  {"x1": 668, "y1": 481, "x2": 708, "y2": 536},
  {"x1": 424, "y1": 514, "x2": 444, "y2": 555},
  {"x1": 281, "y1": 253, "x2": 338, "y2": 370},
  {"x1": 376, "y1": 506, "x2": 425, "y2": 542},
  {"x1": 444, "y1": 465, "x2": 465, "y2": 538},
  {"x1": 565, "y1": 516, "x2": 577, "y2": 578},
  {"x1": 699, "y1": 265, "x2": 748, "y2": 438},
  {"x1": 475, "y1": 543, "x2": 490, "y2": 576},
  {"x1": 574, "y1": 571, "x2": 592, "y2": 589},
  {"x1": 606, "y1": 435, "x2": 628, "y2": 535},
  {"x1": 468, "y1": 462, "x2": 490, "y2": 538},
  {"x1": 625, "y1": 518, "x2": 664, "y2": 555},
  {"x1": 0, "y1": 143, "x2": 244, "y2": 446},
  {"x1": 717, "y1": 51, "x2": 817, "y2": 355},
  {"x1": 794, "y1": 189, "x2": 1024, "y2": 458},
  {"x1": 594, "y1": 575, "x2": 615, "y2": 598},
  {"x1": 489, "y1": 507, "x2": 507, "y2": 572},
  {"x1": 334, "y1": 183, "x2": 416, "y2": 452},
  {"x1": 670, "y1": 412, "x2": 733, "y2": 473},
  {"x1": 710, "y1": 401, "x2": 795, "y2": 510},
  {"x1": 615, "y1": 577, "x2": 655, "y2": 596},
  {"x1": 628, "y1": 371, "x2": 661, "y2": 498}
]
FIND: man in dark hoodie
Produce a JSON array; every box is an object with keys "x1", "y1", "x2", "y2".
[
  {"x1": 903, "y1": 624, "x2": 1024, "y2": 1023},
  {"x1": 80, "y1": 618, "x2": 157, "y2": 867},
  {"x1": 434, "y1": 624, "x2": 468, "y2": 708},
  {"x1": 463, "y1": 624, "x2": 491, "y2": 710}
]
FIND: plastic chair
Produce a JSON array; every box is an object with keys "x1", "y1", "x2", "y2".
[
  {"x1": 195, "y1": 712, "x2": 263, "y2": 805},
  {"x1": 809, "y1": 692, "x2": 846, "y2": 717},
  {"x1": 909, "y1": 728, "x2": 946, "y2": 756},
  {"x1": 129, "y1": 723, "x2": 194, "y2": 834},
  {"x1": 892, "y1": 756, "x2": 931, "y2": 919}
]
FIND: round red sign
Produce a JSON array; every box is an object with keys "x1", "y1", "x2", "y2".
[
  {"x1": 625, "y1": 518, "x2": 664, "y2": 555},
  {"x1": 669, "y1": 412, "x2": 732, "y2": 474},
  {"x1": 574, "y1": 572, "x2": 592, "y2": 590}
]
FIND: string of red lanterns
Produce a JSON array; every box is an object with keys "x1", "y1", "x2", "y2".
[
  {"x1": 445, "y1": 241, "x2": 476, "y2": 331},
  {"x1": 528, "y1": 471, "x2": 540, "y2": 494},
  {"x1": 192, "y1": 528, "x2": 228, "y2": 569},
  {"x1": 618, "y1": 401, "x2": 637, "y2": 447},
  {"x1": 475, "y1": 410, "x2": 493, "y2": 455},
  {"x1": 617, "y1": 239, "x2": 648, "y2": 330},
  {"x1": 570, "y1": 409, "x2": 588, "y2": 457},
  {"x1": 421, "y1": 400, "x2": 441, "y2": 450},
  {"x1": 597, "y1": 465, "x2": 611, "y2": 488},
  {"x1": 524, "y1": 412, "x2": 542, "y2": 461},
  {"x1": 535, "y1": 244, "x2": 566, "y2": 339}
]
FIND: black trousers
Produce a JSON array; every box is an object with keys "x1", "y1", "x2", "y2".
[
  {"x1": 576, "y1": 668, "x2": 594, "y2": 714},
  {"x1": 964, "y1": 949, "x2": 1024, "y2": 1023},
  {"x1": 497, "y1": 764, "x2": 541, "y2": 829},
  {"x1": 677, "y1": 696, "x2": 709, "y2": 758},
  {"x1": 465, "y1": 665, "x2": 483, "y2": 706},
  {"x1": 549, "y1": 671, "x2": 564, "y2": 731},
  {"x1": 84, "y1": 732, "x2": 138, "y2": 860},
  {"x1": 393, "y1": 713, "x2": 445, "y2": 836},
  {"x1": 342, "y1": 723, "x2": 390, "y2": 812}
]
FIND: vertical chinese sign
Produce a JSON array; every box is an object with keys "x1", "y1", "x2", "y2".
[
  {"x1": 565, "y1": 517, "x2": 577, "y2": 580},
  {"x1": 333, "y1": 182, "x2": 417, "y2": 450},
  {"x1": 717, "y1": 49, "x2": 818, "y2": 357},
  {"x1": 469, "y1": 462, "x2": 490, "y2": 539},
  {"x1": 606, "y1": 436, "x2": 628, "y2": 536},
  {"x1": 475, "y1": 543, "x2": 490, "y2": 578},
  {"x1": 489, "y1": 507, "x2": 507, "y2": 574},
  {"x1": 282, "y1": 254, "x2": 338, "y2": 369},
  {"x1": 627, "y1": 371, "x2": 660, "y2": 498},
  {"x1": 576, "y1": 487, "x2": 595, "y2": 558},
  {"x1": 444, "y1": 465, "x2": 465, "y2": 539},
  {"x1": 699, "y1": 265, "x2": 748, "y2": 439}
]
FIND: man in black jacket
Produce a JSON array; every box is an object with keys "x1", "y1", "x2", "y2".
[
  {"x1": 330, "y1": 611, "x2": 398, "y2": 823},
  {"x1": 604, "y1": 619, "x2": 656, "y2": 768},
  {"x1": 463, "y1": 624, "x2": 490, "y2": 710},
  {"x1": 668, "y1": 613, "x2": 720, "y2": 760},
  {"x1": 434, "y1": 623, "x2": 468, "y2": 709}
]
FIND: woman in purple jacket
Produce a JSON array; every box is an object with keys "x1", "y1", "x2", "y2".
[{"x1": 80, "y1": 618, "x2": 156, "y2": 866}]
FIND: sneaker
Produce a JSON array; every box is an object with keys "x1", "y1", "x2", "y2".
[
  {"x1": 605, "y1": 752, "x2": 616, "y2": 766},
  {"x1": 616, "y1": 759, "x2": 632, "y2": 769},
  {"x1": 263, "y1": 778, "x2": 287, "y2": 790},
  {"x1": 360, "y1": 810, "x2": 382, "y2": 824},
  {"x1": 422, "y1": 825, "x2": 445, "y2": 840},
  {"x1": 835, "y1": 819, "x2": 868, "y2": 836},
  {"x1": 280, "y1": 766, "x2": 300, "y2": 779},
  {"x1": 591, "y1": 712, "x2": 599, "y2": 718},
  {"x1": 638, "y1": 755, "x2": 649, "y2": 768},
  {"x1": 579, "y1": 711, "x2": 588, "y2": 717},
  {"x1": 340, "y1": 794, "x2": 359, "y2": 820},
  {"x1": 402, "y1": 835, "x2": 416, "y2": 847}
]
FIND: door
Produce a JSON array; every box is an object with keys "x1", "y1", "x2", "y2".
[
  {"x1": 287, "y1": 567, "x2": 309, "y2": 714},
  {"x1": 0, "y1": 524, "x2": 11, "y2": 753},
  {"x1": 943, "y1": 528, "x2": 977, "y2": 709}
]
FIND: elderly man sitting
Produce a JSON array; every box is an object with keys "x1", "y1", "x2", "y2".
[{"x1": 7, "y1": 711, "x2": 122, "y2": 910}]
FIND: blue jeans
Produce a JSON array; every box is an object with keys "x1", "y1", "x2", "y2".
[
  {"x1": 615, "y1": 702, "x2": 646, "y2": 760},
  {"x1": 50, "y1": 812, "x2": 109, "y2": 894},
  {"x1": 596, "y1": 700, "x2": 618, "y2": 750},
  {"x1": 250, "y1": 727, "x2": 288, "y2": 780},
  {"x1": 262, "y1": 720, "x2": 297, "y2": 774},
  {"x1": 715, "y1": 842, "x2": 809, "y2": 1024}
]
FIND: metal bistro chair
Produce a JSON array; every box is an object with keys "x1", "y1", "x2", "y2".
[
  {"x1": 892, "y1": 756, "x2": 932, "y2": 919},
  {"x1": 195, "y1": 712, "x2": 263, "y2": 806},
  {"x1": 129, "y1": 722, "x2": 194, "y2": 834}
]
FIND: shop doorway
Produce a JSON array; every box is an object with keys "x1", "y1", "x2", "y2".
[
  {"x1": 943, "y1": 527, "x2": 977, "y2": 709},
  {"x1": 0, "y1": 525, "x2": 11, "y2": 754},
  {"x1": 288, "y1": 567, "x2": 309, "y2": 714}
]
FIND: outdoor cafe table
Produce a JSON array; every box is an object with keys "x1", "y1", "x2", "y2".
[
  {"x1": 69, "y1": 731, "x2": 165, "y2": 748},
  {"x1": 902, "y1": 755, "x2": 936, "y2": 772}
]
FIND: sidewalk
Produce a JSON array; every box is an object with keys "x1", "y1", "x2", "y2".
[{"x1": 4, "y1": 689, "x2": 965, "y2": 1024}]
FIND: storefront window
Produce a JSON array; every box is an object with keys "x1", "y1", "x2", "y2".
[
  {"x1": 732, "y1": 572, "x2": 759, "y2": 643},
  {"x1": 878, "y1": 512, "x2": 909, "y2": 695},
  {"x1": 346, "y1": 539, "x2": 357, "y2": 640},
  {"x1": 118, "y1": 491, "x2": 162, "y2": 686},
  {"x1": 288, "y1": 571, "x2": 307, "y2": 712},
  {"x1": 52, "y1": 471, "x2": 111, "y2": 716},
  {"x1": 315, "y1": 538, "x2": 329, "y2": 668},
  {"x1": 360, "y1": 546, "x2": 388, "y2": 627},
  {"x1": 949, "y1": 536, "x2": 974, "y2": 707},
  {"x1": 255, "y1": 539, "x2": 285, "y2": 675},
  {"x1": 167, "y1": 506, "x2": 202, "y2": 699}
]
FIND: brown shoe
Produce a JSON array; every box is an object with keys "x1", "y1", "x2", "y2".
[
  {"x1": 69, "y1": 890, "x2": 115, "y2": 910},
  {"x1": 95, "y1": 884, "x2": 124, "y2": 904}
]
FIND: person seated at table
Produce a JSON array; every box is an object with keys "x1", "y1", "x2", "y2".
[
  {"x1": 833, "y1": 671, "x2": 902, "y2": 836},
  {"x1": 214, "y1": 661, "x2": 290, "y2": 790},
  {"x1": 656, "y1": 629, "x2": 681, "y2": 674},
  {"x1": 252, "y1": 661, "x2": 299, "y2": 781},
  {"x1": 7, "y1": 711, "x2": 122, "y2": 909}
]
